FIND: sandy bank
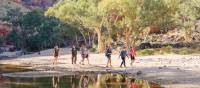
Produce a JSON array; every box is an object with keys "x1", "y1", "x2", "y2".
[{"x1": 0, "y1": 48, "x2": 200, "y2": 88}]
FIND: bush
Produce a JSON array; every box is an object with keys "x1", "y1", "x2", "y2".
[
  {"x1": 137, "y1": 49, "x2": 154, "y2": 56},
  {"x1": 165, "y1": 45, "x2": 172, "y2": 49}
]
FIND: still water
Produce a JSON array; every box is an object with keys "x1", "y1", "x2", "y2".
[
  {"x1": 0, "y1": 73, "x2": 162, "y2": 88},
  {"x1": 0, "y1": 64, "x2": 162, "y2": 88}
]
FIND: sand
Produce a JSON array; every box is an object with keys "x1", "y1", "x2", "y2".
[{"x1": 0, "y1": 48, "x2": 200, "y2": 88}]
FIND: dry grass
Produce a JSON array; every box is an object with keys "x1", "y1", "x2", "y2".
[
  {"x1": 137, "y1": 48, "x2": 200, "y2": 56},
  {"x1": 0, "y1": 64, "x2": 31, "y2": 73}
]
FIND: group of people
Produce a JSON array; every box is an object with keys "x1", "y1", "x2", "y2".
[
  {"x1": 53, "y1": 44, "x2": 136, "y2": 67},
  {"x1": 53, "y1": 45, "x2": 89, "y2": 65},
  {"x1": 105, "y1": 45, "x2": 136, "y2": 67}
]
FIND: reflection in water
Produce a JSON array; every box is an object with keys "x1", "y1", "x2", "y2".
[
  {"x1": 0, "y1": 73, "x2": 163, "y2": 88},
  {"x1": 105, "y1": 77, "x2": 111, "y2": 88},
  {"x1": 80, "y1": 75, "x2": 89, "y2": 88},
  {"x1": 71, "y1": 75, "x2": 76, "y2": 88},
  {"x1": 128, "y1": 79, "x2": 136, "y2": 88},
  {"x1": 52, "y1": 76, "x2": 60, "y2": 88}
]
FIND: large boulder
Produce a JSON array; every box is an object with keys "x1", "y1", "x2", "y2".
[{"x1": 139, "y1": 42, "x2": 151, "y2": 49}]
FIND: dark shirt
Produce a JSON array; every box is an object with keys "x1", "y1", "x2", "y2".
[
  {"x1": 54, "y1": 48, "x2": 59, "y2": 57},
  {"x1": 120, "y1": 50, "x2": 128, "y2": 58},
  {"x1": 72, "y1": 48, "x2": 77, "y2": 55},
  {"x1": 105, "y1": 48, "x2": 112, "y2": 56}
]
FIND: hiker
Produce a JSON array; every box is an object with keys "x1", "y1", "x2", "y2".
[
  {"x1": 71, "y1": 45, "x2": 77, "y2": 64},
  {"x1": 128, "y1": 79, "x2": 137, "y2": 88},
  {"x1": 119, "y1": 47, "x2": 129, "y2": 67},
  {"x1": 129, "y1": 46, "x2": 136, "y2": 66},
  {"x1": 105, "y1": 45, "x2": 112, "y2": 67},
  {"x1": 53, "y1": 45, "x2": 59, "y2": 65},
  {"x1": 79, "y1": 45, "x2": 89, "y2": 65}
]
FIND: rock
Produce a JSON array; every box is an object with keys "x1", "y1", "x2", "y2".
[
  {"x1": 151, "y1": 43, "x2": 162, "y2": 48},
  {"x1": 136, "y1": 71, "x2": 142, "y2": 75},
  {"x1": 139, "y1": 43, "x2": 151, "y2": 49}
]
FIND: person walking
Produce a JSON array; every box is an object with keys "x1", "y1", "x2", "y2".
[
  {"x1": 129, "y1": 46, "x2": 136, "y2": 66},
  {"x1": 105, "y1": 45, "x2": 112, "y2": 67},
  {"x1": 80, "y1": 45, "x2": 89, "y2": 65},
  {"x1": 71, "y1": 45, "x2": 77, "y2": 64},
  {"x1": 119, "y1": 47, "x2": 129, "y2": 67},
  {"x1": 53, "y1": 45, "x2": 59, "y2": 65}
]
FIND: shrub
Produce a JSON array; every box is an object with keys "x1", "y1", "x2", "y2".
[{"x1": 137, "y1": 49, "x2": 154, "y2": 56}]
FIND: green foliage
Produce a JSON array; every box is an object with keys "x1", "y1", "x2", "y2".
[
  {"x1": 165, "y1": 45, "x2": 173, "y2": 49},
  {"x1": 2, "y1": 8, "x2": 23, "y2": 26},
  {"x1": 45, "y1": 0, "x2": 101, "y2": 28},
  {"x1": 137, "y1": 48, "x2": 200, "y2": 56},
  {"x1": 137, "y1": 49, "x2": 154, "y2": 56},
  {"x1": 5, "y1": 30, "x2": 23, "y2": 49},
  {"x1": 3, "y1": 8, "x2": 78, "y2": 51},
  {"x1": 140, "y1": 0, "x2": 180, "y2": 32},
  {"x1": 45, "y1": 0, "x2": 200, "y2": 51},
  {"x1": 2, "y1": 0, "x2": 200, "y2": 52}
]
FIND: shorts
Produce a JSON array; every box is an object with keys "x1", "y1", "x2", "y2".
[
  {"x1": 54, "y1": 55, "x2": 58, "y2": 58},
  {"x1": 130, "y1": 55, "x2": 135, "y2": 60},
  {"x1": 72, "y1": 54, "x2": 77, "y2": 57},
  {"x1": 82, "y1": 54, "x2": 88, "y2": 58},
  {"x1": 54, "y1": 54, "x2": 58, "y2": 57},
  {"x1": 106, "y1": 55, "x2": 111, "y2": 59}
]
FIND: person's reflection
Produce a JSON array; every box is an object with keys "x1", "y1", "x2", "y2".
[
  {"x1": 71, "y1": 75, "x2": 76, "y2": 88},
  {"x1": 128, "y1": 78, "x2": 136, "y2": 88},
  {"x1": 105, "y1": 77, "x2": 111, "y2": 88},
  {"x1": 120, "y1": 74, "x2": 127, "y2": 88},
  {"x1": 0, "y1": 75, "x2": 5, "y2": 86},
  {"x1": 80, "y1": 75, "x2": 89, "y2": 88},
  {"x1": 52, "y1": 76, "x2": 60, "y2": 88}
]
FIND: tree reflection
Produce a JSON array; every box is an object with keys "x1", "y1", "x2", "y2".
[
  {"x1": 93, "y1": 74, "x2": 160, "y2": 88},
  {"x1": 1, "y1": 73, "x2": 162, "y2": 88}
]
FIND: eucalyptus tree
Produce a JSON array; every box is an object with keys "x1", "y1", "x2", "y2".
[
  {"x1": 45, "y1": 0, "x2": 107, "y2": 52},
  {"x1": 176, "y1": 0, "x2": 200, "y2": 42},
  {"x1": 140, "y1": 0, "x2": 200, "y2": 42},
  {"x1": 99, "y1": 0, "x2": 144, "y2": 47},
  {"x1": 140, "y1": 0, "x2": 180, "y2": 33}
]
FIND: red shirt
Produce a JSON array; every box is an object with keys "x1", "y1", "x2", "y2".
[
  {"x1": 128, "y1": 83, "x2": 137, "y2": 88},
  {"x1": 129, "y1": 48, "x2": 136, "y2": 56}
]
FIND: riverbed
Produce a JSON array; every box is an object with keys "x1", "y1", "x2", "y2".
[{"x1": 0, "y1": 48, "x2": 200, "y2": 88}]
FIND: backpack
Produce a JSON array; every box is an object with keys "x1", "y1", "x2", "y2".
[
  {"x1": 72, "y1": 48, "x2": 77, "y2": 55},
  {"x1": 106, "y1": 48, "x2": 112, "y2": 56},
  {"x1": 129, "y1": 48, "x2": 136, "y2": 56}
]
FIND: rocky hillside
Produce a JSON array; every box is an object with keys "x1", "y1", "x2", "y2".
[
  {"x1": 0, "y1": 0, "x2": 29, "y2": 17},
  {"x1": 12, "y1": 0, "x2": 59, "y2": 9},
  {"x1": 0, "y1": 0, "x2": 59, "y2": 18}
]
